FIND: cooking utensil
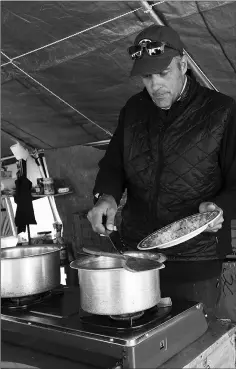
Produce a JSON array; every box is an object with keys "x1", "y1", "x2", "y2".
[
  {"x1": 138, "y1": 210, "x2": 221, "y2": 250},
  {"x1": 1, "y1": 245, "x2": 61, "y2": 298},
  {"x1": 103, "y1": 229, "x2": 164, "y2": 271},
  {"x1": 106, "y1": 229, "x2": 125, "y2": 253},
  {"x1": 70, "y1": 250, "x2": 162, "y2": 315},
  {"x1": 82, "y1": 247, "x2": 164, "y2": 272}
]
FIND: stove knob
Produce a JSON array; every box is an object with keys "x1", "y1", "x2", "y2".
[{"x1": 110, "y1": 360, "x2": 123, "y2": 369}]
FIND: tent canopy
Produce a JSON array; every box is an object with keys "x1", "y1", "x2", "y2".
[{"x1": 1, "y1": 1, "x2": 236, "y2": 158}]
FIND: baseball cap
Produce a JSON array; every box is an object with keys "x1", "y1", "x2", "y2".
[{"x1": 130, "y1": 25, "x2": 184, "y2": 77}]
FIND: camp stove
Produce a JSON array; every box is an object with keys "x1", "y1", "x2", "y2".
[{"x1": 1, "y1": 286, "x2": 208, "y2": 369}]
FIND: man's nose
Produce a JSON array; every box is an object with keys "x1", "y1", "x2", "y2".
[{"x1": 150, "y1": 74, "x2": 162, "y2": 89}]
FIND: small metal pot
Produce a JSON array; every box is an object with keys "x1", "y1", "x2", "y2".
[
  {"x1": 70, "y1": 251, "x2": 164, "y2": 315},
  {"x1": 1, "y1": 245, "x2": 61, "y2": 298}
]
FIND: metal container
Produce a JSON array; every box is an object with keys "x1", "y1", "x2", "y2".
[
  {"x1": 1, "y1": 245, "x2": 61, "y2": 298},
  {"x1": 42, "y1": 177, "x2": 55, "y2": 195},
  {"x1": 70, "y1": 251, "x2": 163, "y2": 315},
  {"x1": 1, "y1": 235, "x2": 18, "y2": 248}
]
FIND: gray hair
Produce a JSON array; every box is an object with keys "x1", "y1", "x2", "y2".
[{"x1": 174, "y1": 55, "x2": 184, "y2": 70}]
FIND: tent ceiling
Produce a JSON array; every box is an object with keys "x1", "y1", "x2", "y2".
[{"x1": 1, "y1": 1, "x2": 236, "y2": 158}]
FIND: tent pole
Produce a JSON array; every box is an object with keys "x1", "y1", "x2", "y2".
[
  {"x1": 4, "y1": 196, "x2": 17, "y2": 237},
  {"x1": 139, "y1": 0, "x2": 218, "y2": 91},
  {"x1": 41, "y1": 155, "x2": 62, "y2": 223},
  {"x1": 1, "y1": 155, "x2": 15, "y2": 161},
  {"x1": 27, "y1": 224, "x2": 32, "y2": 245},
  {"x1": 31, "y1": 149, "x2": 61, "y2": 223}
]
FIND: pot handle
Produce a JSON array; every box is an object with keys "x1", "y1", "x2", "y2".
[
  {"x1": 108, "y1": 359, "x2": 123, "y2": 369},
  {"x1": 82, "y1": 247, "x2": 125, "y2": 260},
  {"x1": 70, "y1": 257, "x2": 91, "y2": 269}
]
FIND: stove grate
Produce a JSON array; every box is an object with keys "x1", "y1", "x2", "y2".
[
  {"x1": 1, "y1": 288, "x2": 64, "y2": 312},
  {"x1": 80, "y1": 305, "x2": 172, "y2": 330},
  {"x1": 110, "y1": 310, "x2": 144, "y2": 321}
]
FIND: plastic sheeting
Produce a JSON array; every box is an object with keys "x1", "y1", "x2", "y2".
[
  {"x1": 156, "y1": 1, "x2": 236, "y2": 97},
  {"x1": 44, "y1": 145, "x2": 105, "y2": 246},
  {"x1": 1, "y1": 1, "x2": 236, "y2": 157}
]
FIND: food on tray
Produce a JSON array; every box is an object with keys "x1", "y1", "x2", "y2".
[{"x1": 139, "y1": 211, "x2": 219, "y2": 249}]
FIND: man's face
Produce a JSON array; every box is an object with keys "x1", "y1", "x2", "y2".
[{"x1": 141, "y1": 56, "x2": 187, "y2": 109}]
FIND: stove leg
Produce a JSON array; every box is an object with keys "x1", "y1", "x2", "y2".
[
  {"x1": 122, "y1": 348, "x2": 135, "y2": 368},
  {"x1": 64, "y1": 264, "x2": 78, "y2": 285}
]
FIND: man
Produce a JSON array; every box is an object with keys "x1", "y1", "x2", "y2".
[{"x1": 87, "y1": 25, "x2": 236, "y2": 314}]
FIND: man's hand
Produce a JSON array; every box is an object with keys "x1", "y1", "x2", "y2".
[
  {"x1": 87, "y1": 194, "x2": 118, "y2": 235},
  {"x1": 199, "y1": 202, "x2": 224, "y2": 233}
]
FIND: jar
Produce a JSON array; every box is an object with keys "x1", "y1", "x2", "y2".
[
  {"x1": 53, "y1": 222, "x2": 68, "y2": 266},
  {"x1": 59, "y1": 245, "x2": 68, "y2": 266},
  {"x1": 36, "y1": 231, "x2": 53, "y2": 244},
  {"x1": 37, "y1": 178, "x2": 44, "y2": 194},
  {"x1": 42, "y1": 178, "x2": 55, "y2": 195},
  {"x1": 34, "y1": 185, "x2": 42, "y2": 195}
]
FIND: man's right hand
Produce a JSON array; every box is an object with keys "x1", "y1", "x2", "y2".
[{"x1": 87, "y1": 194, "x2": 118, "y2": 235}]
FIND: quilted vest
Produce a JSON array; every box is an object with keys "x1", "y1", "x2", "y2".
[{"x1": 120, "y1": 77, "x2": 233, "y2": 260}]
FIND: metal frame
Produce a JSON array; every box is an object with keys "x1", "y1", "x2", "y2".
[
  {"x1": 2, "y1": 196, "x2": 18, "y2": 237},
  {"x1": 31, "y1": 150, "x2": 61, "y2": 223}
]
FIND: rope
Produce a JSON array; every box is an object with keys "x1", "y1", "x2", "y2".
[
  {"x1": 0, "y1": 2, "x2": 164, "y2": 136},
  {"x1": 1, "y1": 2, "x2": 164, "y2": 67},
  {"x1": 1, "y1": 51, "x2": 113, "y2": 137},
  {"x1": 1, "y1": 6, "x2": 136, "y2": 66}
]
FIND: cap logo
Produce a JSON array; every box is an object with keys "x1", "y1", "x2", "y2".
[{"x1": 138, "y1": 38, "x2": 152, "y2": 47}]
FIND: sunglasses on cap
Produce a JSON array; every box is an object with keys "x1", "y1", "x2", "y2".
[{"x1": 128, "y1": 39, "x2": 179, "y2": 60}]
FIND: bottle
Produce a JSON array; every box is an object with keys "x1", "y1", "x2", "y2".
[
  {"x1": 42, "y1": 178, "x2": 55, "y2": 195},
  {"x1": 36, "y1": 178, "x2": 44, "y2": 194},
  {"x1": 53, "y1": 222, "x2": 68, "y2": 266}
]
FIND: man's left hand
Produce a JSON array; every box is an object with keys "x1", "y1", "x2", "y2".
[{"x1": 199, "y1": 202, "x2": 224, "y2": 233}]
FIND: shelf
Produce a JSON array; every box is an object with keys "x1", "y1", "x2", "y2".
[
  {"x1": 225, "y1": 254, "x2": 236, "y2": 260},
  {"x1": 32, "y1": 191, "x2": 73, "y2": 198},
  {"x1": 2, "y1": 191, "x2": 73, "y2": 199},
  {"x1": 1, "y1": 194, "x2": 15, "y2": 198}
]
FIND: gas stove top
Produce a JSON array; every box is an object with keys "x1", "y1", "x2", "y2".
[{"x1": 1, "y1": 286, "x2": 208, "y2": 369}]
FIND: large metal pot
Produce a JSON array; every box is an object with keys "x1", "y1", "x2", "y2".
[
  {"x1": 70, "y1": 251, "x2": 164, "y2": 315},
  {"x1": 1, "y1": 245, "x2": 61, "y2": 298}
]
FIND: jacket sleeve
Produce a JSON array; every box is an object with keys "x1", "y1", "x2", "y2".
[
  {"x1": 210, "y1": 102, "x2": 236, "y2": 254},
  {"x1": 93, "y1": 107, "x2": 126, "y2": 205},
  {"x1": 212, "y1": 103, "x2": 236, "y2": 211}
]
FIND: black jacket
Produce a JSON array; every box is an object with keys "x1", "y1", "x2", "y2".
[{"x1": 94, "y1": 76, "x2": 236, "y2": 260}]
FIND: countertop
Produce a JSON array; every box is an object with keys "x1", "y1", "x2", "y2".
[{"x1": 161, "y1": 318, "x2": 236, "y2": 368}]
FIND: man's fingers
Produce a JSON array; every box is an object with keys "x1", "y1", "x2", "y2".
[
  {"x1": 208, "y1": 221, "x2": 223, "y2": 228},
  {"x1": 87, "y1": 209, "x2": 107, "y2": 235},
  {"x1": 199, "y1": 202, "x2": 223, "y2": 215},
  {"x1": 207, "y1": 204, "x2": 216, "y2": 211},
  {"x1": 200, "y1": 202, "x2": 224, "y2": 234},
  {"x1": 208, "y1": 214, "x2": 224, "y2": 227},
  {"x1": 199, "y1": 202, "x2": 215, "y2": 213},
  {"x1": 211, "y1": 223, "x2": 223, "y2": 230},
  {"x1": 210, "y1": 228, "x2": 221, "y2": 233},
  {"x1": 206, "y1": 223, "x2": 223, "y2": 232},
  {"x1": 106, "y1": 208, "x2": 117, "y2": 231},
  {"x1": 87, "y1": 198, "x2": 118, "y2": 236}
]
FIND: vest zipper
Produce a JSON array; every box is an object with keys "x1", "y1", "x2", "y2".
[{"x1": 151, "y1": 122, "x2": 165, "y2": 230}]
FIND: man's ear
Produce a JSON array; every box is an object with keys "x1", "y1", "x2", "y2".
[{"x1": 180, "y1": 54, "x2": 188, "y2": 75}]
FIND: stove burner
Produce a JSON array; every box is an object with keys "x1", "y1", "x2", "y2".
[
  {"x1": 1, "y1": 291, "x2": 52, "y2": 311},
  {"x1": 110, "y1": 311, "x2": 144, "y2": 321},
  {"x1": 80, "y1": 305, "x2": 172, "y2": 330},
  {"x1": 1, "y1": 288, "x2": 64, "y2": 312}
]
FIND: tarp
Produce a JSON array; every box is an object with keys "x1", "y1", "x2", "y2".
[{"x1": 1, "y1": 1, "x2": 236, "y2": 157}]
